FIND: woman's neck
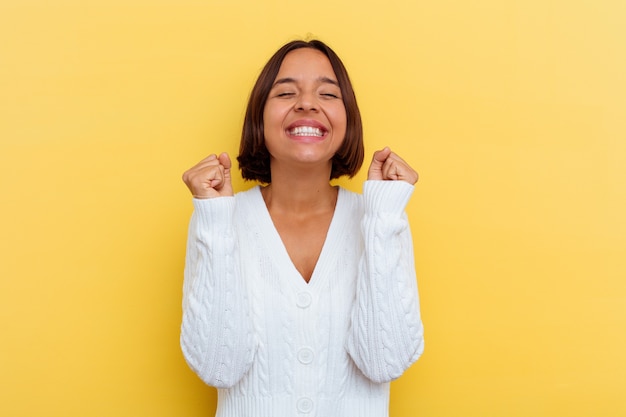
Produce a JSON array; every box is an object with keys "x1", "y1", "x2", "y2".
[{"x1": 261, "y1": 165, "x2": 337, "y2": 215}]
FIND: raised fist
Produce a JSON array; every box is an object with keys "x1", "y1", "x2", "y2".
[
  {"x1": 182, "y1": 152, "x2": 234, "y2": 199},
  {"x1": 367, "y1": 147, "x2": 418, "y2": 184}
]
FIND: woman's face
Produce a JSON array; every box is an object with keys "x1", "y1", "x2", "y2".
[{"x1": 263, "y1": 48, "x2": 347, "y2": 174}]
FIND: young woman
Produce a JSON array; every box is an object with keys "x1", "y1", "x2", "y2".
[{"x1": 181, "y1": 39, "x2": 424, "y2": 417}]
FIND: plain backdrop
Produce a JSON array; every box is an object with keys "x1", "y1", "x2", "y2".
[{"x1": 1, "y1": 0, "x2": 625, "y2": 416}]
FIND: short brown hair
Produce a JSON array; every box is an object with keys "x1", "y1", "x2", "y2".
[{"x1": 237, "y1": 39, "x2": 364, "y2": 183}]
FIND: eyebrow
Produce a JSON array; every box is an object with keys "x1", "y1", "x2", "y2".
[{"x1": 272, "y1": 76, "x2": 340, "y2": 87}]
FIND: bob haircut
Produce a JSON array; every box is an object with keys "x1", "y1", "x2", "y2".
[{"x1": 237, "y1": 39, "x2": 364, "y2": 184}]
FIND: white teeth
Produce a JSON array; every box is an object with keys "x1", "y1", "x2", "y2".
[{"x1": 289, "y1": 126, "x2": 324, "y2": 137}]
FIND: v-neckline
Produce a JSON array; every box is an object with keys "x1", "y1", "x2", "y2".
[{"x1": 252, "y1": 185, "x2": 345, "y2": 291}]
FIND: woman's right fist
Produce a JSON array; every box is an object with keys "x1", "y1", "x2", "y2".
[{"x1": 182, "y1": 152, "x2": 234, "y2": 199}]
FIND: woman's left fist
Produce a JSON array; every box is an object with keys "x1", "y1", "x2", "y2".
[{"x1": 367, "y1": 147, "x2": 419, "y2": 185}]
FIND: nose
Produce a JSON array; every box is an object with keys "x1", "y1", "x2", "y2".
[{"x1": 295, "y1": 91, "x2": 318, "y2": 112}]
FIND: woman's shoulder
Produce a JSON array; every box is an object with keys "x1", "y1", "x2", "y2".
[
  {"x1": 234, "y1": 184, "x2": 261, "y2": 198},
  {"x1": 336, "y1": 185, "x2": 365, "y2": 214},
  {"x1": 233, "y1": 184, "x2": 263, "y2": 212},
  {"x1": 337, "y1": 185, "x2": 361, "y2": 200}
]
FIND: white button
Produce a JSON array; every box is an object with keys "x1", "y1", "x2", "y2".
[
  {"x1": 297, "y1": 347, "x2": 314, "y2": 364},
  {"x1": 296, "y1": 292, "x2": 312, "y2": 308},
  {"x1": 296, "y1": 397, "x2": 314, "y2": 413}
]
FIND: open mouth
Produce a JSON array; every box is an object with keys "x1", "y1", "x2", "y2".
[{"x1": 288, "y1": 126, "x2": 325, "y2": 137}]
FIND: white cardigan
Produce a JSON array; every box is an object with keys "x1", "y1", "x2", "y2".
[{"x1": 181, "y1": 181, "x2": 424, "y2": 417}]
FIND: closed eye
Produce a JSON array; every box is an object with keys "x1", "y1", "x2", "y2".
[{"x1": 321, "y1": 93, "x2": 340, "y2": 99}]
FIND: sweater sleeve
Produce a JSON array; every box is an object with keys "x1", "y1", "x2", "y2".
[
  {"x1": 180, "y1": 197, "x2": 256, "y2": 388},
  {"x1": 346, "y1": 180, "x2": 425, "y2": 383}
]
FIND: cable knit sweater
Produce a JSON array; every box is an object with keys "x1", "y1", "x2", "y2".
[{"x1": 181, "y1": 180, "x2": 424, "y2": 417}]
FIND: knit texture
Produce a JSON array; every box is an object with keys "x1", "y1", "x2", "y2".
[{"x1": 181, "y1": 181, "x2": 424, "y2": 417}]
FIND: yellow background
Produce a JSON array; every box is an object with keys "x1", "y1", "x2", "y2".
[{"x1": 1, "y1": 0, "x2": 625, "y2": 416}]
